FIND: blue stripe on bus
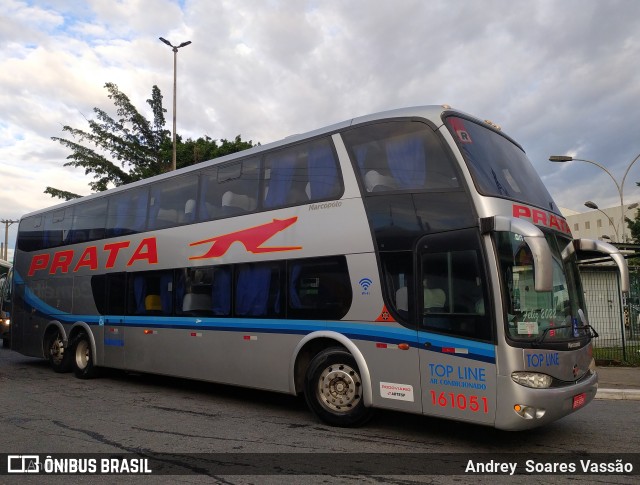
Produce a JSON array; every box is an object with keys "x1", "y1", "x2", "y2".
[
  {"x1": 15, "y1": 269, "x2": 495, "y2": 364},
  {"x1": 104, "y1": 338, "x2": 124, "y2": 347},
  {"x1": 58, "y1": 314, "x2": 495, "y2": 363}
]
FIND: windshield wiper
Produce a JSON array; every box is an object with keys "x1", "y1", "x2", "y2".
[{"x1": 533, "y1": 324, "x2": 599, "y2": 346}]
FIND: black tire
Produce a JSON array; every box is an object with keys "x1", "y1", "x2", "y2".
[
  {"x1": 46, "y1": 330, "x2": 72, "y2": 373},
  {"x1": 71, "y1": 332, "x2": 97, "y2": 379},
  {"x1": 304, "y1": 347, "x2": 374, "y2": 427}
]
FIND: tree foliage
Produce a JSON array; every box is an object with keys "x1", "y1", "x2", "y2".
[
  {"x1": 48, "y1": 83, "x2": 254, "y2": 200},
  {"x1": 627, "y1": 210, "x2": 640, "y2": 243}
]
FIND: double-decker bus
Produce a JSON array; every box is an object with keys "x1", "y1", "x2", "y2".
[{"x1": 11, "y1": 105, "x2": 628, "y2": 430}]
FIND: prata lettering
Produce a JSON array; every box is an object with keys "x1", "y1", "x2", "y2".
[
  {"x1": 28, "y1": 238, "x2": 158, "y2": 276},
  {"x1": 513, "y1": 204, "x2": 571, "y2": 234}
]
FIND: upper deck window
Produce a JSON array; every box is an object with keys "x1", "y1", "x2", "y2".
[
  {"x1": 445, "y1": 116, "x2": 555, "y2": 210},
  {"x1": 342, "y1": 121, "x2": 459, "y2": 193}
]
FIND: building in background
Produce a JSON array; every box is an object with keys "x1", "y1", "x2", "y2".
[
  {"x1": 560, "y1": 204, "x2": 640, "y2": 364},
  {"x1": 561, "y1": 203, "x2": 639, "y2": 243}
]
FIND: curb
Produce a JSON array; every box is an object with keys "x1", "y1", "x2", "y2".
[{"x1": 595, "y1": 388, "x2": 640, "y2": 400}]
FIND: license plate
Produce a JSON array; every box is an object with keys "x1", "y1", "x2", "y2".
[{"x1": 572, "y1": 393, "x2": 586, "y2": 409}]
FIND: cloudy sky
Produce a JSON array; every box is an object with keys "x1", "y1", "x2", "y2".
[{"x1": 1, "y1": 0, "x2": 639, "y2": 258}]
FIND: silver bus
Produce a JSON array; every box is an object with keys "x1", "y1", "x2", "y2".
[{"x1": 10, "y1": 105, "x2": 628, "y2": 430}]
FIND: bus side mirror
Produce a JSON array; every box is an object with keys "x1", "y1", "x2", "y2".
[
  {"x1": 480, "y1": 216, "x2": 553, "y2": 292},
  {"x1": 561, "y1": 238, "x2": 630, "y2": 294}
]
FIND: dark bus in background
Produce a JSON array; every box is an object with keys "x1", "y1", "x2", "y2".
[{"x1": 0, "y1": 260, "x2": 12, "y2": 347}]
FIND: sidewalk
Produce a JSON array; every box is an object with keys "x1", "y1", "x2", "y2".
[{"x1": 595, "y1": 365, "x2": 640, "y2": 400}]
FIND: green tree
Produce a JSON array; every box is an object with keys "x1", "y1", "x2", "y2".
[
  {"x1": 627, "y1": 209, "x2": 640, "y2": 243},
  {"x1": 47, "y1": 83, "x2": 254, "y2": 200},
  {"x1": 174, "y1": 135, "x2": 255, "y2": 169}
]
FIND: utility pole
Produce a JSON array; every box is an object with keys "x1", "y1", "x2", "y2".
[
  {"x1": 1, "y1": 219, "x2": 18, "y2": 261},
  {"x1": 159, "y1": 37, "x2": 192, "y2": 171}
]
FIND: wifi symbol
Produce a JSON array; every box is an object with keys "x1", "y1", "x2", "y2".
[{"x1": 359, "y1": 278, "x2": 373, "y2": 294}]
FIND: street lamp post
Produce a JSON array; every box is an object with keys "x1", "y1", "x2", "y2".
[
  {"x1": 584, "y1": 200, "x2": 620, "y2": 241},
  {"x1": 159, "y1": 37, "x2": 192, "y2": 172},
  {"x1": 0, "y1": 219, "x2": 18, "y2": 261},
  {"x1": 549, "y1": 154, "x2": 640, "y2": 242}
]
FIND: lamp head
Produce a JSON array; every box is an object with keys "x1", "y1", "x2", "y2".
[
  {"x1": 584, "y1": 201, "x2": 599, "y2": 210},
  {"x1": 549, "y1": 155, "x2": 573, "y2": 162}
]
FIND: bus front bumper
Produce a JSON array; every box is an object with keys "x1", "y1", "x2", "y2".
[{"x1": 493, "y1": 371, "x2": 598, "y2": 431}]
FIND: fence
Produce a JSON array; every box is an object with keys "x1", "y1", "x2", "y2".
[{"x1": 580, "y1": 266, "x2": 640, "y2": 365}]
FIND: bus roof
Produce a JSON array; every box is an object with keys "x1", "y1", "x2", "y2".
[{"x1": 20, "y1": 104, "x2": 472, "y2": 220}]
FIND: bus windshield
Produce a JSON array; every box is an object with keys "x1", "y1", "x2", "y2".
[
  {"x1": 496, "y1": 231, "x2": 589, "y2": 345},
  {"x1": 444, "y1": 116, "x2": 556, "y2": 210}
]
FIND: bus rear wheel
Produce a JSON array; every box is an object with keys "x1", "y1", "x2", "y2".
[
  {"x1": 304, "y1": 347, "x2": 374, "y2": 427},
  {"x1": 46, "y1": 330, "x2": 71, "y2": 373},
  {"x1": 71, "y1": 332, "x2": 96, "y2": 379}
]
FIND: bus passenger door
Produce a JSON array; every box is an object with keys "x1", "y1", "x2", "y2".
[
  {"x1": 416, "y1": 229, "x2": 497, "y2": 426},
  {"x1": 88, "y1": 273, "x2": 127, "y2": 369}
]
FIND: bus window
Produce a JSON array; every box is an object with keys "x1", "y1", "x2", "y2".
[
  {"x1": 43, "y1": 208, "x2": 73, "y2": 249},
  {"x1": 129, "y1": 271, "x2": 173, "y2": 315},
  {"x1": 198, "y1": 158, "x2": 260, "y2": 221},
  {"x1": 106, "y1": 188, "x2": 149, "y2": 237},
  {"x1": 91, "y1": 273, "x2": 127, "y2": 316},
  {"x1": 343, "y1": 121, "x2": 459, "y2": 193},
  {"x1": 235, "y1": 262, "x2": 283, "y2": 317},
  {"x1": 288, "y1": 256, "x2": 351, "y2": 320},
  {"x1": 148, "y1": 175, "x2": 199, "y2": 230},
  {"x1": 263, "y1": 138, "x2": 342, "y2": 208},
  {"x1": 17, "y1": 215, "x2": 44, "y2": 252},
  {"x1": 264, "y1": 148, "x2": 306, "y2": 208},
  {"x1": 69, "y1": 197, "x2": 107, "y2": 244},
  {"x1": 380, "y1": 251, "x2": 414, "y2": 324},
  {"x1": 306, "y1": 139, "x2": 342, "y2": 201},
  {"x1": 419, "y1": 229, "x2": 491, "y2": 340}
]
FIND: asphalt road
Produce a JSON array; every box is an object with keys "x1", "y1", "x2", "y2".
[{"x1": 1, "y1": 346, "x2": 639, "y2": 484}]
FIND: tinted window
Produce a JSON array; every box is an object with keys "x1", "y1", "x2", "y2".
[
  {"x1": 148, "y1": 175, "x2": 199, "y2": 230},
  {"x1": 176, "y1": 266, "x2": 232, "y2": 316},
  {"x1": 445, "y1": 116, "x2": 555, "y2": 210},
  {"x1": 128, "y1": 270, "x2": 173, "y2": 315},
  {"x1": 43, "y1": 208, "x2": 73, "y2": 249},
  {"x1": 263, "y1": 138, "x2": 342, "y2": 208},
  {"x1": 69, "y1": 198, "x2": 107, "y2": 244},
  {"x1": 106, "y1": 188, "x2": 149, "y2": 237},
  {"x1": 198, "y1": 158, "x2": 260, "y2": 221},
  {"x1": 343, "y1": 121, "x2": 459, "y2": 193},
  {"x1": 235, "y1": 262, "x2": 283, "y2": 317},
  {"x1": 420, "y1": 229, "x2": 491, "y2": 341},
  {"x1": 91, "y1": 273, "x2": 127, "y2": 315},
  {"x1": 17, "y1": 215, "x2": 43, "y2": 252},
  {"x1": 288, "y1": 256, "x2": 351, "y2": 320},
  {"x1": 381, "y1": 251, "x2": 414, "y2": 324}
]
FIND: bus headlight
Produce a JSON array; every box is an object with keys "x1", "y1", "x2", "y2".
[{"x1": 511, "y1": 372, "x2": 553, "y2": 389}]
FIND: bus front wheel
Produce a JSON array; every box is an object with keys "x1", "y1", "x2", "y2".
[
  {"x1": 303, "y1": 347, "x2": 374, "y2": 427},
  {"x1": 46, "y1": 330, "x2": 71, "y2": 373},
  {"x1": 71, "y1": 332, "x2": 96, "y2": 379}
]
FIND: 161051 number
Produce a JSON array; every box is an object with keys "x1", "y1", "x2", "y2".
[{"x1": 429, "y1": 391, "x2": 489, "y2": 413}]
